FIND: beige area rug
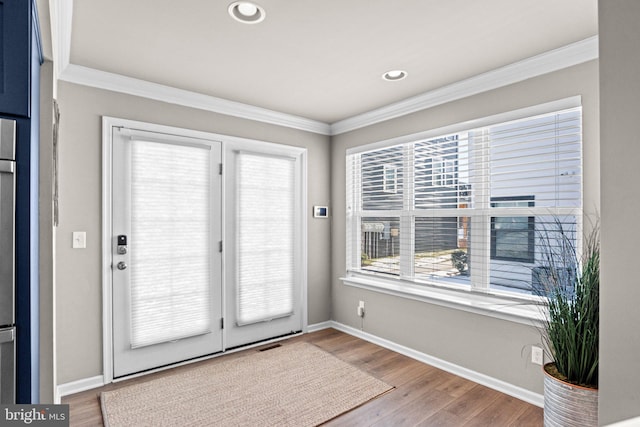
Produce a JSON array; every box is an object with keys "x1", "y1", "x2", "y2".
[{"x1": 101, "y1": 341, "x2": 393, "y2": 426}]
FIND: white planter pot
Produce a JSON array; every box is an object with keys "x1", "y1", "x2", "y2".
[{"x1": 543, "y1": 363, "x2": 598, "y2": 427}]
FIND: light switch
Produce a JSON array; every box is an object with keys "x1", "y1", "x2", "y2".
[{"x1": 72, "y1": 231, "x2": 87, "y2": 249}]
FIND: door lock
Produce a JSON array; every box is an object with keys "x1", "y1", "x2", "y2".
[
  {"x1": 116, "y1": 261, "x2": 127, "y2": 270},
  {"x1": 117, "y1": 234, "x2": 128, "y2": 254}
]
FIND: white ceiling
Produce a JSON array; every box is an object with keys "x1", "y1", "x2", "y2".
[{"x1": 45, "y1": 0, "x2": 598, "y2": 126}]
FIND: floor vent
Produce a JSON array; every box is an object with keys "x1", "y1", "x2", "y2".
[{"x1": 258, "y1": 344, "x2": 282, "y2": 352}]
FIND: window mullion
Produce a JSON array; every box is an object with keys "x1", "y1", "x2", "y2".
[
  {"x1": 400, "y1": 143, "x2": 415, "y2": 279},
  {"x1": 469, "y1": 129, "x2": 490, "y2": 291}
]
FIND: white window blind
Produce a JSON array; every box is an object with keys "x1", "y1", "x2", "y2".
[
  {"x1": 129, "y1": 140, "x2": 212, "y2": 348},
  {"x1": 346, "y1": 103, "x2": 582, "y2": 297},
  {"x1": 236, "y1": 152, "x2": 295, "y2": 325}
]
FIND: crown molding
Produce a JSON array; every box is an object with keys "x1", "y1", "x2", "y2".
[
  {"x1": 52, "y1": 0, "x2": 596, "y2": 137},
  {"x1": 331, "y1": 36, "x2": 599, "y2": 135},
  {"x1": 58, "y1": 64, "x2": 332, "y2": 135},
  {"x1": 49, "y1": 0, "x2": 73, "y2": 94},
  {"x1": 51, "y1": 0, "x2": 330, "y2": 135}
]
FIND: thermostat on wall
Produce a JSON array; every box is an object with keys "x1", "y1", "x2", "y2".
[{"x1": 313, "y1": 206, "x2": 329, "y2": 218}]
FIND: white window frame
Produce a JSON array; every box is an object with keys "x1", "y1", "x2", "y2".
[{"x1": 343, "y1": 97, "x2": 583, "y2": 324}]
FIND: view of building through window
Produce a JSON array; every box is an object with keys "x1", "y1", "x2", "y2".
[{"x1": 347, "y1": 105, "x2": 582, "y2": 296}]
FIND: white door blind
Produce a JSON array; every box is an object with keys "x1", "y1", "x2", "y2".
[
  {"x1": 236, "y1": 152, "x2": 295, "y2": 325},
  {"x1": 129, "y1": 140, "x2": 212, "y2": 348},
  {"x1": 346, "y1": 103, "x2": 582, "y2": 297}
]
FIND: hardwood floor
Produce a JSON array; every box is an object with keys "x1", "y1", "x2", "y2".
[{"x1": 62, "y1": 328, "x2": 542, "y2": 426}]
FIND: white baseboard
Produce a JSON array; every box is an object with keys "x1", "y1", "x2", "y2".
[
  {"x1": 606, "y1": 416, "x2": 640, "y2": 427},
  {"x1": 55, "y1": 375, "x2": 105, "y2": 404},
  {"x1": 329, "y1": 320, "x2": 544, "y2": 408},
  {"x1": 307, "y1": 321, "x2": 333, "y2": 333}
]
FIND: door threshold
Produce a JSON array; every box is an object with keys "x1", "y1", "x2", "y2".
[
  {"x1": 112, "y1": 330, "x2": 304, "y2": 384},
  {"x1": 225, "y1": 330, "x2": 303, "y2": 353}
]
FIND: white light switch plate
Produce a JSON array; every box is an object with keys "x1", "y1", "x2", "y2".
[{"x1": 72, "y1": 231, "x2": 87, "y2": 249}]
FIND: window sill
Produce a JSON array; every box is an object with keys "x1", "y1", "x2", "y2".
[{"x1": 341, "y1": 273, "x2": 546, "y2": 327}]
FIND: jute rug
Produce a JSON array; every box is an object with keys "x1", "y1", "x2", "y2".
[{"x1": 101, "y1": 341, "x2": 393, "y2": 426}]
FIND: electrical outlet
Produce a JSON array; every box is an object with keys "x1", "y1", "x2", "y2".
[
  {"x1": 531, "y1": 346, "x2": 543, "y2": 365},
  {"x1": 357, "y1": 301, "x2": 365, "y2": 317}
]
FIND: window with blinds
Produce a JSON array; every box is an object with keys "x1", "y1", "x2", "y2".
[
  {"x1": 129, "y1": 140, "x2": 212, "y2": 348},
  {"x1": 236, "y1": 152, "x2": 295, "y2": 325},
  {"x1": 346, "y1": 102, "x2": 582, "y2": 297}
]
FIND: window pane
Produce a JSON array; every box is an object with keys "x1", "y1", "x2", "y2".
[
  {"x1": 130, "y1": 140, "x2": 211, "y2": 348},
  {"x1": 493, "y1": 218, "x2": 533, "y2": 260},
  {"x1": 414, "y1": 217, "x2": 471, "y2": 286},
  {"x1": 415, "y1": 134, "x2": 470, "y2": 210},
  {"x1": 361, "y1": 147, "x2": 403, "y2": 210},
  {"x1": 236, "y1": 153, "x2": 295, "y2": 325},
  {"x1": 490, "y1": 197, "x2": 535, "y2": 263},
  {"x1": 489, "y1": 110, "x2": 581, "y2": 208},
  {"x1": 360, "y1": 217, "x2": 400, "y2": 275},
  {"x1": 490, "y1": 215, "x2": 578, "y2": 295}
]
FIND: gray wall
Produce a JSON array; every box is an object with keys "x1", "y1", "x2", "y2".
[
  {"x1": 331, "y1": 60, "x2": 599, "y2": 395},
  {"x1": 599, "y1": 1, "x2": 640, "y2": 424},
  {"x1": 52, "y1": 53, "x2": 606, "y2": 406},
  {"x1": 55, "y1": 81, "x2": 332, "y2": 384}
]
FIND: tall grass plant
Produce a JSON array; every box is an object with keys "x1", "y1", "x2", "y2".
[{"x1": 538, "y1": 218, "x2": 599, "y2": 388}]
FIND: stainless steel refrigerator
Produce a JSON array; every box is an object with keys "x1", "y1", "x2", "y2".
[{"x1": 0, "y1": 118, "x2": 16, "y2": 404}]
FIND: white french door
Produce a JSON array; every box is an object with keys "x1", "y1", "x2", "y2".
[
  {"x1": 111, "y1": 127, "x2": 223, "y2": 377},
  {"x1": 223, "y1": 144, "x2": 305, "y2": 349},
  {"x1": 106, "y1": 120, "x2": 306, "y2": 378}
]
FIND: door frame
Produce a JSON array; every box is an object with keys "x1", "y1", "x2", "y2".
[{"x1": 101, "y1": 117, "x2": 308, "y2": 384}]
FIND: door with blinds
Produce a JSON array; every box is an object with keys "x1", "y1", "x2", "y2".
[
  {"x1": 223, "y1": 146, "x2": 305, "y2": 349},
  {"x1": 111, "y1": 128, "x2": 223, "y2": 377}
]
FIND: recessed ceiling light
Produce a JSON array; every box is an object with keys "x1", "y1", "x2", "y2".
[
  {"x1": 382, "y1": 70, "x2": 408, "y2": 81},
  {"x1": 228, "y1": 2, "x2": 266, "y2": 24}
]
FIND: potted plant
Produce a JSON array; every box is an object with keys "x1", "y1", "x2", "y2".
[
  {"x1": 536, "y1": 218, "x2": 599, "y2": 426},
  {"x1": 451, "y1": 249, "x2": 469, "y2": 275}
]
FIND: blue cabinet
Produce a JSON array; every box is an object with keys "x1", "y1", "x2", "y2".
[
  {"x1": 0, "y1": 0, "x2": 31, "y2": 117},
  {"x1": 0, "y1": 0, "x2": 40, "y2": 403}
]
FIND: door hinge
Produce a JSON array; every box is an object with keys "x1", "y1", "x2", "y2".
[
  {"x1": 219, "y1": 241, "x2": 223, "y2": 253},
  {"x1": 221, "y1": 318, "x2": 224, "y2": 329},
  {"x1": 219, "y1": 163, "x2": 223, "y2": 175}
]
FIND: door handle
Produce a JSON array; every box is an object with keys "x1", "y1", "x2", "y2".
[{"x1": 116, "y1": 261, "x2": 128, "y2": 270}]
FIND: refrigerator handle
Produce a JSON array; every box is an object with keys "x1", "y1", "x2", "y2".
[
  {"x1": 0, "y1": 160, "x2": 14, "y2": 174},
  {"x1": 0, "y1": 328, "x2": 14, "y2": 343},
  {"x1": 0, "y1": 158, "x2": 15, "y2": 328}
]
